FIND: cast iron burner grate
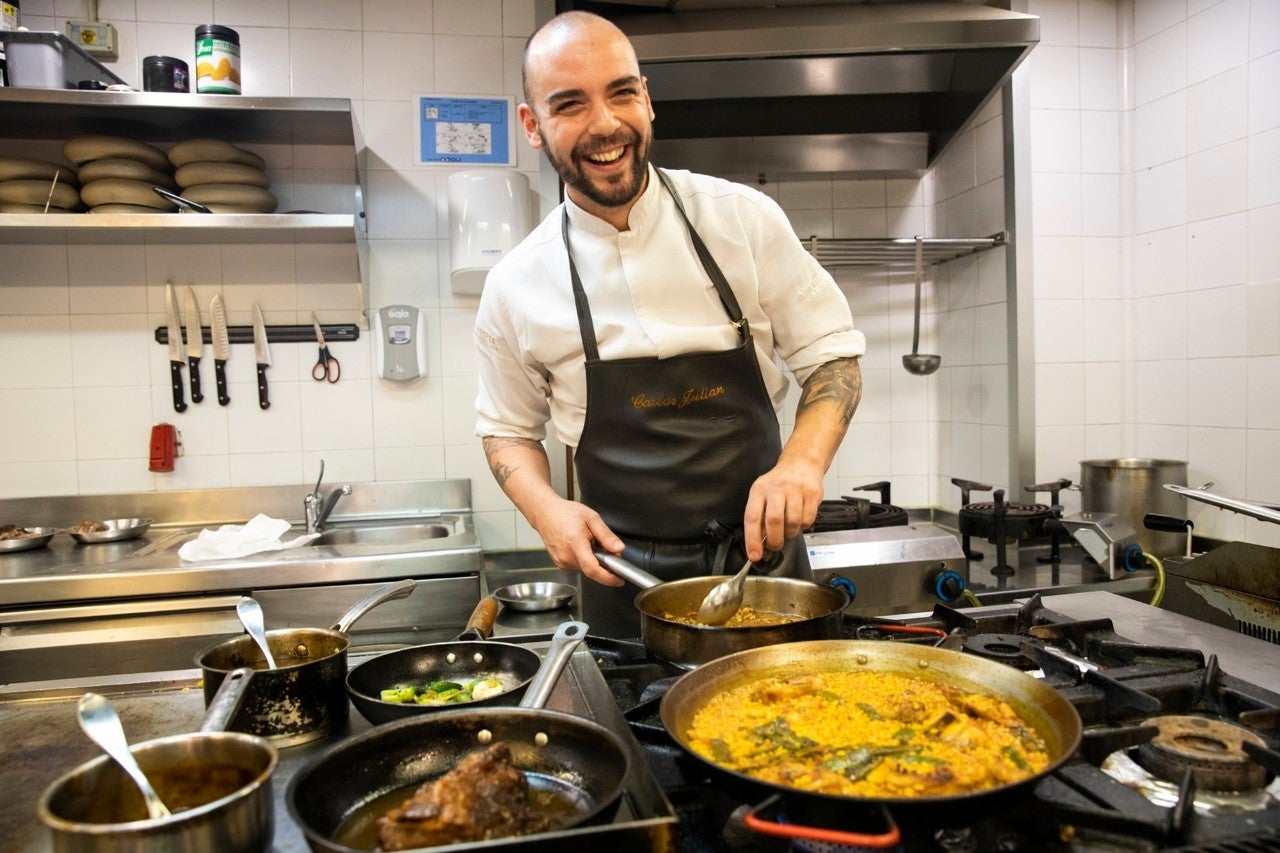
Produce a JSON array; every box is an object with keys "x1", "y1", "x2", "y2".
[
  {"x1": 585, "y1": 596, "x2": 1280, "y2": 851},
  {"x1": 807, "y1": 481, "x2": 909, "y2": 532}
]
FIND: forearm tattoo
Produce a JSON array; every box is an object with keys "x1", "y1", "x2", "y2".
[
  {"x1": 483, "y1": 436, "x2": 541, "y2": 488},
  {"x1": 798, "y1": 357, "x2": 862, "y2": 427}
]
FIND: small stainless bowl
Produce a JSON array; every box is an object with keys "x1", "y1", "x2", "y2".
[
  {"x1": 67, "y1": 518, "x2": 154, "y2": 544},
  {"x1": 0, "y1": 526, "x2": 57, "y2": 553},
  {"x1": 493, "y1": 581, "x2": 577, "y2": 613}
]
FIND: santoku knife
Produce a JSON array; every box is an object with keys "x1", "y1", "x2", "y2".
[
  {"x1": 252, "y1": 303, "x2": 271, "y2": 410},
  {"x1": 163, "y1": 283, "x2": 187, "y2": 413},
  {"x1": 181, "y1": 287, "x2": 204, "y2": 403},
  {"x1": 210, "y1": 294, "x2": 231, "y2": 406}
]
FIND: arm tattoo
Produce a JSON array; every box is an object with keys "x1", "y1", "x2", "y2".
[
  {"x1": 483, "y1": 436, "x2": 542, "y2": 487},
  {"x1": 797, "y1": 357, "x2": 862, "y2": 427}
]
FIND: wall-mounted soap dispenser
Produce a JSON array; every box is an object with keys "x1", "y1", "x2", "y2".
[
  {"x1": 374, "y1": 305, "x2": 427, "y2": 381},
  {"x1": 447, "y1": 169, "x2": 531, "y2": 296}
]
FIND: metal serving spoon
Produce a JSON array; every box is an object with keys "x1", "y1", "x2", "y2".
[
  {"x1": 236, "y1": 596, "x2": 278, "y2": 669},
  {"x1": 902, "y1": 236, "x2": 941, "y2": 376},
  {"x1": 696, "y1": 558, "x2": 753, "y2": 626},
  {"x1": 76, "y1": 693, "x2": 172, "y2": 820}
]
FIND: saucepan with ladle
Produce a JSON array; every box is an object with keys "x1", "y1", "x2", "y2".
[
  {"x1": 595, "y1": 551, "x2": 848, "y2": 668},
  {"x1": 195, "y1": 578, "x2": 417, "y2": 745}
]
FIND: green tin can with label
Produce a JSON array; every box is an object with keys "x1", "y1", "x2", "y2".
[{"x1": 195, "y1": 24, "x2": 240, "y2": 94}]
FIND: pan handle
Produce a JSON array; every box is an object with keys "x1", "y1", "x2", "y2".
[
  {"x1": 200, "y1": 667, "x2": 256, "y2": 733},
  {"x1": 518, "y1": 620, "x2": 588, "y2": 710},
  {"x1": 593, "y1": 551, "x2": 662, "y2": 589},
  {"x1": 743, "y1": 793, "x2": 901, "y2": 849},
  {"x1": 330, "y1": 577, "x2": 417, "y2": 633}
]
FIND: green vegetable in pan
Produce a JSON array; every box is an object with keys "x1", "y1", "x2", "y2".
[{"x1": 379, "y1": 677, "x2": 508, "y2": 705}]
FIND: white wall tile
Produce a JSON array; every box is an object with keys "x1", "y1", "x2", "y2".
[
  {"x1": 1081, "y1": 110, "x2": 1121, "y2": 173},
  {"x1": 1249, "y1": 52, "x2": 1280, "y2": 135},
  {"x1": 1082, "y1": 173, "x2": 1121, "y2": 235},
  {"x1": 1081, "y1": 237, "x2": 1123, "y2": 299},
  {"x1": 1186, "y1": 66, "x2": 1248, "y2": 153},
  {"x1": 1032, "y1": 172, "x2": 1083, "y2": 235},
  {"x1": 1135, "y1": 159, "x2": 1187, "y2": 233},
  {"x1": 1032, "y1": 235, "x2": 1083, "y2": 299},
  {"x1": 69, "y1": 313, "x2": 151, "y2": 389},
  {"x1": 1248, "y1": 127, "x2": 1280, "y2": 208},
  {"x1": 1247, "y1": 356, "x2": 1280, "y2": 428},
  {"x1": 363, "y1": 31, "x2": 433, "y2": 102},
  {"x1": 364, "y1": 0, "x2": 434, "y2": 33},
  {"x1": 1187, "y1": 285, "x2": 1247, "y2": 358},
  {"x1": 1083, "y1": 361, "x2": 1123, "y2": 423},
  {"x1": 0, "y1": 389, "x2": 77, "y2": 463},
  {"x1": 1031, "y1": 108, "x2": 1083, "y2": 173},
  {"x1": 1134, "y1": 0, "x2": 1188, "y2": 43},
  {"x1": 213, "y1": 0, "x2": 288, "y2": 28},
  {"x1": 1185, "y1": 139, "x2": 1248, "y2": 222},
  {"x1": 1079, "y1": 0, "x2": 1119, "y2": 48},
  {"x1": 290, "y1": 0, "x2": 361, "y2": 31},
  {"x1": 0, "y1": 462, "x2": 78, "y2": 498},
  {"x1": 1186, "y1": 0, "x2": 1249, "y2": 85},
  {"x1": 0, "y1": 316, "x2": 72, "y2": 390},
  {"x1": 1030, "y1": 0, "x2": 1078, "y2": 46},
  {"x1": 238, "y1": 26, "x2": 291, "y2": 97},
  {"x1": 1246, "y1": 281, "x2": 1280, "y2": 356},
  {"x1": 1080, "y1": 48, "x2": 1121, "y2": 110},
  {"x1": 1133, "y1": 359, "x2": 1189, "y2": 424},
  {"x1": 291, "y1": 28, "x2": 363, "y2": 99},
  {"x1": 1188, "y1": 213, "x2": 1247, "y2": 289},
  {"x1": 1187, "y1": 357, "x2": 1247, "y2": 427},
  {"x1": 1035, "y1": 299, "x2": 1085, "y2": 363},
  {"x1": 1248, "y1": 203, "x2": 1280, "y2": 284},
  {"x1": 1134, "y1": 23, "x2": 1188, "y2": 107},
  {"x1": 434, "y1": 35, "x2": 504, "y2": 94},
  {"x1": 779, "y1": 176, "x2": 834, "y2": 209},
  {"x1": 1028, "y1": 45, "x2": 1081, "y2": 110},
  {"x1": 1082, "y1": 298, "x2": 1124, "y2": 361},
  {"x1": 1132, "y1": 293, "x2": 1189, "y2": 361},
  {"x1": 1134, "y1": 92, "x2": 1186, "y2": 169},
  {"x1": 833, "y1": 178, "x2": 886, "y2": 209},
  {"x1": 434, "y1": 0, "x2": 501, "y2": 36}
]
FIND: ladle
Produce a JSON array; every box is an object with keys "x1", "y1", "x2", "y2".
[
  {"x1": 902, "y1": 235, "x2": 941, "y2": 375},
  {"x1": 236, "y1": 596, "x2": 278, "y2": 669},
  {"x1": 695, "y1": 558, "x2": 752, "y2": 626},
  {"x1": 76, "y1": 693, "x2": 172, "y2": 820}
]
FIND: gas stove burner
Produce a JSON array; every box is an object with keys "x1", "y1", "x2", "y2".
[
  {"x1": 1135, "y1": 715, "x2": 1269, "y2": 792},
  {"x1": 809, "y1": 480, "x2": 909, "y2": 532},
  {"x1": 809, "y1": 499, "x2": 908, "y2": 532},
  {"x1": 961, "y1": 633, "x2": 1037, "y2": 669},
  {"x1": 958, "y1": 501, "x2": 1051, "y2": 541}
]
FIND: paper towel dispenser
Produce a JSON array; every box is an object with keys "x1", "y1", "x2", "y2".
[{"x1": 447, "y1": 170, "x2": 532, "y2": 295}]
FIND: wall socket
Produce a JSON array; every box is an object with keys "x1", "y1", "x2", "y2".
[{"x1": 65, "y1": 20, "x2": 119, "y2": 60}]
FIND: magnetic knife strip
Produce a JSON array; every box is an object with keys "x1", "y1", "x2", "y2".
[{"x1": 154, "y1": 324, "x2": 361, "y2": 346}]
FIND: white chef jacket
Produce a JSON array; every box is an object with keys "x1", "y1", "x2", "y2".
[{"x1": 474, "y1": 166, "x2": 866, "y2": 447}]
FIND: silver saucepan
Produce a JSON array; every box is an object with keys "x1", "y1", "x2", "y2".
[
  {"x1": 39, "y1": 668, "x2": 278, "y2": 853},
  {"x1": 195, "y1": 578, "x2": 416, "y2": 745}
]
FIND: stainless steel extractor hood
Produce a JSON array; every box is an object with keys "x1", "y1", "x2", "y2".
[{"x1": 562, "y1": 1, "x2": 1039, "y2": 177}]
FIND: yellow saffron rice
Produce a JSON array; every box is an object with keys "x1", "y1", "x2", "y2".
[{"x1": 684, "y1": 669, "x2": 1050, "y2": 798}]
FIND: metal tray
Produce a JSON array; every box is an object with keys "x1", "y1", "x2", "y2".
[
  {"x1": 494, "y1": 581, "x2": 578, "y2": 612},
  {"x1": 67, "y1": 518, "x2": 153, "y2": 544},
  {"x1": 0, "y1": 527, "x2": 57, "y2": 553}
]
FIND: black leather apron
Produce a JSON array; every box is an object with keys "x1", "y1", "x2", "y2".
[{"x1": 563, "y1": 169, "x2": 810, "y2": 637}]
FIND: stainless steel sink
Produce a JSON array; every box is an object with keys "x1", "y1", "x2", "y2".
[{"x1": 312, "y1": 522, "x2": 454, "y2": 547}]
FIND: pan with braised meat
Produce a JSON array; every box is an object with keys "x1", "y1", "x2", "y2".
[{"x1": 376, "y1": 742, "x2": 551, "y2": 850}]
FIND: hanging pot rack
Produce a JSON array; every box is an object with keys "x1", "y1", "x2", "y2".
[{"x1": 805, "y1": 232, "x2": 1006, "y2": 268}]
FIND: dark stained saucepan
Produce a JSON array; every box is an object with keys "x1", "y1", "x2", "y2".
[
  {"x1": 595, "y1": 551, "x2": 849, "y2": 668},
  {"x1": 659, "y1": 639, "x2": 1083, "y2": 846},
  {"x1": 39, "y1": 668, "x2": 278, "y2": 853},
  {"x1": 195, "y1": 578, "x2": 416, "y2": 746},
  {"x1": 288, "y1": 621, "x2": 633, "y2": 853},
  {"x1": 346, "y1": 595, "x2": 547, "y2": 725}
]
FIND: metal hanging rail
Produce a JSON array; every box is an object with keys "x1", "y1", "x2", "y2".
[{"x1": 805, "y1": 232, "x2": 1007, "y2": 268}]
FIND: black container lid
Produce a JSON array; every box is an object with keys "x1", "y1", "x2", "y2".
[
  {"x1": 143, "y1": 54, "x2": 189, "y2": 69},
  {"x1": 194, "y1": 24, "x2": 239, "y2": 40}
]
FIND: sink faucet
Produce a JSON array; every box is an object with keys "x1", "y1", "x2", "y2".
[{"x1": 304, "y1": 459, "x2": 352, "y2": 533}]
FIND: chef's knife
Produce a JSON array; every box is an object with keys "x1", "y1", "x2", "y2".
[
  {"x1": 181, "y1": 287, "x2": 204, "y2": 403},
  {"x1": 210, "y1": 294, "x2": 231, "y2": 406},
  {"x1": 252, "y1": 304, "x2": 271, "y2": 410},
  {"x1": 163, "y1": 283, "x2": 187, "y2": 413}
]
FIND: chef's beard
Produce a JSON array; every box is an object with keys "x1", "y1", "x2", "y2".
[{"x1": 544, "y1": 129, "x2": 651, "y2": 210}]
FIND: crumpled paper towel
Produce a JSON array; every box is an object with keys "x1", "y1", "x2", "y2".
[{"x1": 178, "y1": 513, "x2": 318, "y2": 562}]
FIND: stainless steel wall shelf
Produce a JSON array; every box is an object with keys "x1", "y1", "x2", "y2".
[{"x1": 806, "y1": 232, "x2": 1007, "y2": 268}]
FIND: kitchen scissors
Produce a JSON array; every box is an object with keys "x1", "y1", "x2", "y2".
[{"x1": 311, "y1": 313, "x2": 340, "y2": 382}]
